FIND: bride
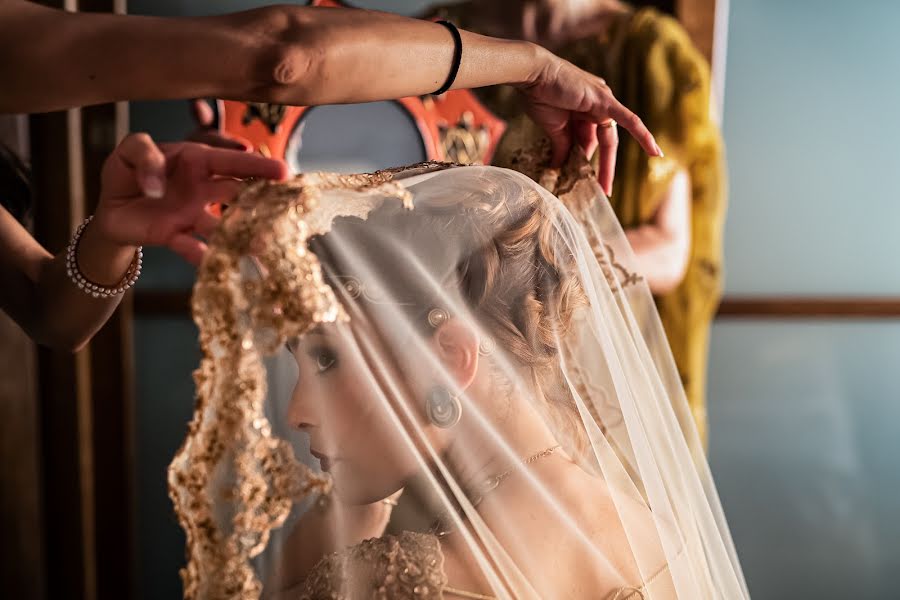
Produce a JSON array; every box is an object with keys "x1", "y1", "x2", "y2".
[{"x1": 168, "y1": 155, "x2": 747, "y2": 599}]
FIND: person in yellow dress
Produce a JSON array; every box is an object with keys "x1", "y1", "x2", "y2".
[{"x1": 429, "y1": 0, "x2": 726, "y2": 445}]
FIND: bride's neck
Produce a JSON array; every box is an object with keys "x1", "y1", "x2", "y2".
[{"x1": 443, "y1": 386, "x2": 560, "y2": 492}]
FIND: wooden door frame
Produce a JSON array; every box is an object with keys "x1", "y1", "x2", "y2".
[
  {"x1": 25, "y1": 2, "x2": 134, "y2": 600},
  {"x1": 676, "y1": 0, "x2": 729, "y2": 122},
  {"x1": 0, "y1": 114, "x2": 45, "y2": 600}
]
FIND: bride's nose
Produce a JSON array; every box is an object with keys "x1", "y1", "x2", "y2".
[{"x1": 286, "y1": 383, "x2": 320, "y2": 431}]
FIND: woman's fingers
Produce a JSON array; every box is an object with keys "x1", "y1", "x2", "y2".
[
  {"x1": 547, "y1": 125, "x2": 572, "y2": 168},
  {"x1": 190, "y1": 98, "x2": 215, "y2": 127},
  {"x1": 189, "y1": 130, "x2": 250, "y2": 151},
  {"x1": 602, "y1": 100, "x2": 662, "y2": 157},
  {"x1": 526, "y1": 103, "x2": 572, "y2": 167},
  {"x1": 565, "y1": 117, "x2": 617, "y2": 196},
  {"x1": 573, "y1": 119, "x2": 598, "y2": 158},
  {"x1": 168, "y1": 232, "x2": 208, "y2": 266},
  {"x1": 112, "y1": 132, "x2": 167, "y2": 198},
  {"x1": 202, "y1": 146, "x2": 288, "y2": 181},
  {"x1": 198, "y1": 178, "x2": 243, "y2": 205},
  {"x1": 523, "y1": 57, "x2": 661, "y2": 160},
  {"x1": 194, "y1": 209, "x2": 220, "y2": 239},
  {"x1": 188, "y1": 99, "x2": 252, "y2": 150},
  {"x1": 595, "y1": 120, "x2": 619, "y2": 197}
]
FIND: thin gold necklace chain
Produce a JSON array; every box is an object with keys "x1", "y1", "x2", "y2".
[
  {"x1": 431, "y1": 444, "x2": 560, "y2": 538},
  {"x1": 470, "y1": 445, "x2": 561, "y2": 507},
  {"x1": 433, "y1": 445, "x2": 561, "y2": 538}
]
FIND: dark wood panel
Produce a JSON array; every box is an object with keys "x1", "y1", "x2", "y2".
[
  {"x1": 30, "y1": 108, "x2": 94, "y2": 600},
  {"x1": 717, "y1": 298, "x2": 900, "y2": 319},
  {"x1": 0, "y1": 115, "x2": 44, "y2": 600},
  {"x1": 637, "y1": 0, "x2": 677, "y2": 16},
  {"x1": 133, "y1": 289, "x2": 193, "y2": 316},
  {"x1": 81, "y1": 97, "x2": 136, "y2": 600},
  {"x1": 26, "y1": 2, "x2": 134, "y2": 597}
]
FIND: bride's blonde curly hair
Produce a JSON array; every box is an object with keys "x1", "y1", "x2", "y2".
[{"x1": 311, "y1": 168, "x2": 588, "y2": 446}]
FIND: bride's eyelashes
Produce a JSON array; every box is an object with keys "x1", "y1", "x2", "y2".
[
  {"x1": 285, "y1": 337, "x2": 338, "y2": 374},
  {"x1": 307, "y1": 345, "x2": 338, "y2": 374}
]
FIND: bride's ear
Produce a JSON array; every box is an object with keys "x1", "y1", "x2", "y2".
[{"x1": 432, "y1": 318, "x2": 480, "y2": 393}]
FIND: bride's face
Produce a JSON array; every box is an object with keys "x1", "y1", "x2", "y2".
[{"x1": 285, "y1": 321, "x2": 430, "y2": 505}]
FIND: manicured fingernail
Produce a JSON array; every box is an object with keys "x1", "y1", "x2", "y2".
[
  {"x1": 143, "y1": 175, "x2": 165, "y2": 198},
  {"x1": 655, "y1": 144, "x2": 665, "y2": 157}
]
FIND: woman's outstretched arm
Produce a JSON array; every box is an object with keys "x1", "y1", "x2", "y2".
[{"x1": 0, "y1": 2, "x2": 661, "y2": 173}]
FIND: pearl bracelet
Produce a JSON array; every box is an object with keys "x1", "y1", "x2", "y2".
[{"x1": 65, "y1": 215, "x2": 143, "y2": 298}]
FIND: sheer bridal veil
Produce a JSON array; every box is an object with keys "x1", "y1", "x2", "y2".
[{"x1": 168, "y1": 156, "x2": 747, "y2": 599}]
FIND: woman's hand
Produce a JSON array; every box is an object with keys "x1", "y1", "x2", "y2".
[
  {"x1": 186, "y1": 98, "x2": 251, "y2": 151},
  {"x1": 91, "y1": 133, "x2": 288, "y2": 266},
  {"x1": 517, "y1": 48, "x2": 663, "y2": 196}
]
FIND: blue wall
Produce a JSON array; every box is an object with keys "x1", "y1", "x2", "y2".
[
  {"x1": 709, "y1": 321, "x2": 900, "y2": 598},
  {"x1": 709, "y1": 1, "x2": 900, "y2": 598},
  {"x1": 720, "y1": 0, "x2": 900, "y2": 295}
]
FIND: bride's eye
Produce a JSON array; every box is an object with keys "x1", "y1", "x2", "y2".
[{"x1": 309, "y1": 346, "x2": 337, "y2": 373}]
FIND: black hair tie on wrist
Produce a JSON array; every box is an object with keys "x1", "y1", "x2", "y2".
[{"x1": 433, "y1": 20, "x2": 463, "y2": 96}]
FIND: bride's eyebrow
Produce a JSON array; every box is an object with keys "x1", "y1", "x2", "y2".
[{"x1": 285, "y1": 326, "x2": 330, "y2": 353}]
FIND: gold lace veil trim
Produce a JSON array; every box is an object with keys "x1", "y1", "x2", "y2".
[{"x1": 167, "y1": 162, "x2": 458, "y2": 600}]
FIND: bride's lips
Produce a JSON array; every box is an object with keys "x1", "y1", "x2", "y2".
[{"x1": 310, "y1": 449, "x2": 335, "y2": 472}]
